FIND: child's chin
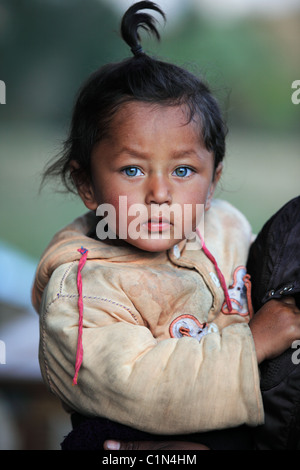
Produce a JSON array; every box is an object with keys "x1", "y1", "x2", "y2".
[{"x1": 127, "y1": 237, "x2": 180, "y2": 253}]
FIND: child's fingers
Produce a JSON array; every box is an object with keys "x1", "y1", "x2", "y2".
[
  {"x1": 103, "y1": 439, "x2": 209, "y2": 450},
  {"x1": 103, "y1": 440, "x2": 121, "y2": 450}
]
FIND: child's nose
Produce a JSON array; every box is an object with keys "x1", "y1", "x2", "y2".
[{"x1": 145, "y1": 174, "x2": 172, "y2": 205}]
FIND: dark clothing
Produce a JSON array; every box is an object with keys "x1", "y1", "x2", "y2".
[
  {"x1": 61, "y1": 413, "x2": 253, "y2": 450},
  {"x1": 247, "y1": 196, "x2": 300, "y2": 450}
]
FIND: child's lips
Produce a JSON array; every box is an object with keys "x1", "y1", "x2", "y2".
[{"x1": 146, "y1": 217, "x2": 172, "y2": 232}]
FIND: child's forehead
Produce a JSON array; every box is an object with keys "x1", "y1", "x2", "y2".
[
  {"x1": 108, "y1": 100, "x2": 202, "y2": 139},
  {"x1": 91, "y1": 100, "x2": 212, "y2": 166},
  {"x1": 115, "y1": 100, "x2": 193, "y2": 120}
]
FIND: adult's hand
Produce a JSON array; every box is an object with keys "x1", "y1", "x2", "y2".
[{"x1": 249, "y1": 297, "x2": 300, "y2": 363}]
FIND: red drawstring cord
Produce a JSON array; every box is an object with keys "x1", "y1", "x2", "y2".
[
  {"x1": 72, "y1": 234, "x2": 252, "y2": 383},
  {"x1": 196, "y1": 228, "x2": 233, "y2": 313},
  {"x1": 72, "y1": 247, "x2": 88, "y2": 386}
]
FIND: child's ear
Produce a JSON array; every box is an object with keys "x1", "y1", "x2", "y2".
[
  {"x1": 205, "y1": 162, "x2": 223, "y2": 211},
  {"x1": 69, "y1": 160, "x2": 98, "y2": 211}
]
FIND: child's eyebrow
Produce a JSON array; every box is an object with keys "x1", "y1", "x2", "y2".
[
  {"x1": 171, "y1": 150, "x2": 201, "y2": 159},
  {"x1": 114, "y1": 147, "x2": 150, "y2": 159},
  {"x1": 114, "y1": 147, "x2": 203, "y2": 160}
]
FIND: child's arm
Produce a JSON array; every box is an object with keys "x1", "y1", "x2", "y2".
[
  {"x1": 249, "y1": 297, "x2": 300, "y2": 364},
  {"x1": 102, "y1": 297, "x2": 300, "y2": 451},
  {"x1": 40, "y1": 270, "x2": 264, "y2": 435}
]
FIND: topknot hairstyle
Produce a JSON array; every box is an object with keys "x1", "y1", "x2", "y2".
[
  {"x1": 43, "y1": 1, "x2": 227, "y2": 193},
  {"x1": 121, "y1": 1, "x2": 166, "y2": 56}
]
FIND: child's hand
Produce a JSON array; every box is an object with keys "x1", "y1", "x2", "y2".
[{"x1": 249, "y1": 297, "x2": 300, "y2": 363}]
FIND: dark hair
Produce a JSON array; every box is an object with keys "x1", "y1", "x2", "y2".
[{"x1": 42, "y1": 1, "x2": 227, "y2": 193}]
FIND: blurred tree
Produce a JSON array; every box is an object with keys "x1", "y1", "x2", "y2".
[
  {"x1": 0, "y1": 0, "x2": 127, "y2": 123},
  {"x1": 0, "y1": 0, "x2": 299, "y2": 131},
  {"x1": 151, "y1": 9, "x2": 300, "y2": 132}
]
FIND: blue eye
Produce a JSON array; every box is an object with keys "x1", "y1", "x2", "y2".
[
  {"x1": 122, "y1": 167, "x2": 143, "y2": 177},
  {"x1": 173, "y1": 167, "x2": 193, "y2": 177}
]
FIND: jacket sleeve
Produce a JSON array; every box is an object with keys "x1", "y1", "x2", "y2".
[{"x1": 39, "y1": 265, "x2": 264, "y2": 435}]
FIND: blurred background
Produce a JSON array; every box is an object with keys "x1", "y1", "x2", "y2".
[{"x1": 0, "y1": 0, "x2": 299, "y2": 449}]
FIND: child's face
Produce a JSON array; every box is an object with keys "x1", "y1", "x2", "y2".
[{"x1": 77, "y1": 101, "x2": 222, "y2": 252}]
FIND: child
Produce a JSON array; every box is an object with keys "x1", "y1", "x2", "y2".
[{"x1": 32, "y1": 2, "x2": 300, "y2": 450}]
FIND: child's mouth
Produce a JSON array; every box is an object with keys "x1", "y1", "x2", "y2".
[{"x1": 146, "y1": 217, "x2": 172, "y2": 233}]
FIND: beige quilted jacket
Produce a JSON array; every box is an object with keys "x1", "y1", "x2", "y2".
[{"x1": 32, "y1": 199, "x2": 264, "y2": 434}]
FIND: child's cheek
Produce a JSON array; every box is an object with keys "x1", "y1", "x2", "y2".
[{"x1": 105, "y1": 194, "x2": 145, "y2": 239}]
